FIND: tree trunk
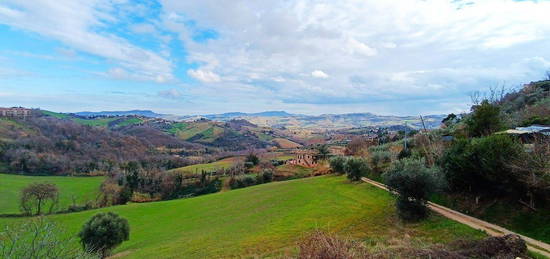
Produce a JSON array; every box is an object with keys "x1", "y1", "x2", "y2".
[{"x1": 36, "y1": 198, "x2": 42, "y2": 215}]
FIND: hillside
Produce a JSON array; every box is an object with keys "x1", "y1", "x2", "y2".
[
  {"x1": 0, "y1": 176, "x2": 484, "y2": 258},
  {"x1": 0, "y1": 116, "x2": 188, "y2": 175},
  {"x1": 39, "y1": 111, "x2": 285, "y2": 151}
]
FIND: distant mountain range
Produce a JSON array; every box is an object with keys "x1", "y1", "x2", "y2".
[
  {"x1": 74, "y1": 110, "x2": 445, "y2": 129},
  {"x1": 177, "y1": 111, "x2": 444, "y2": 129},
  {"x1": 75, "y1": 110, "x2": 164, "y2": 117}
]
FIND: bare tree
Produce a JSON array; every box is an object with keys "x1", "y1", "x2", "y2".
[
  {"x1": 546, "y1": 70, "x2": 550, "y2": 80},
  {"x1": 20, "y1": 183, "x2": 59, "y2": 215},
  {"x1": 0, "y1": 218, "x2": 98, "y2": 259}
]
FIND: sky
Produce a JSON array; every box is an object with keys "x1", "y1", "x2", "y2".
[{"x1": 0, "y1": 0, "x2": 550, "y2": 116}]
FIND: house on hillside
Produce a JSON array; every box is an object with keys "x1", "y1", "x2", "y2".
[
  {"x1": 0, "y1": 107, "x2": 32, "y2": 118},
  {"x1": 287, "y1": 151, "x2": 318, "y2": 168}
]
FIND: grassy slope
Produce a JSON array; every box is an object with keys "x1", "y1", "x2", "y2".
[
  {"x1": 168, "y1": 157, "x2": 242, "y2": 174},
  {"x1": 0, "y1": 174, "x2": 104, "y2": 214},
  {"x1": 0, "y1": 176, "x2": 484, "y2": 258},
  {"x1": 272, "y1": 138, "x2": 302, "y2": 148}
]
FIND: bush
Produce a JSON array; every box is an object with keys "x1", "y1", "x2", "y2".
[
  {"x1": 383, "y1": 158, "x2": 436, "y2": 221},
  {"x1": 441, "y1": 135, "x2": 524, "y2": 196},
  {"x1": 78, "y1": 212, "x2": 130, "y2": 258},
  {"x1": 229, "y1": 175, "x2": 258, "y2": 189},
  {"x1": 370, "y1": 150, "x2": 392, "y2": 174},
  {"x1": 259, "y1": 168, "x2": 274, "y2": 183},
  {"x1": 466, "y1": 100, "x2": 504, "y2": 137},
  {"x1": 397, "y1": 148, "x2": 412, "y2": 159},
  {"x1": 329, "y1": 156, "x2": 347, "y2": 174},
  {"x1": 245, "y1": 153, "x2": 260, "y2": 166},
  {"x1": 344, "y1": 157, "x2": 370, "y2": 181}
]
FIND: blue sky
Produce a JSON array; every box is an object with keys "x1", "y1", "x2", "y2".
[{"x1": 1, "y1": 0, "x2": 550, "y2": 116}]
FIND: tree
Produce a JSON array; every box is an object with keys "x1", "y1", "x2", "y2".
[
  {"x1": 383, "y1": 158, "x2": 437, "y2": 221},
  {"x1": 329, "y1": 156, "x2": 347, "y2": 174},
  {"x1": 78, "y1": 212, "x2": 130, "y2": 258},
  {"x1": 20, "y1": 183, "x2": 59, "y2": 215},
  {"x1": 441, "y1": 135, "x2": 524, "y2": 198},
  {"x1": 316, "y1": 144, "x2": 330, "y2": 160},
  {"x1": 245, "y1": 153, "x2": 260, "y2": 166},
  {"x1": 466, "y1": 100, "x2": 504, "y2": 137},
  {"x1": 344, "y1": 157, "x2": 370, "y2": 181},
  {"x1": 442, "y1": 113, "x2": 459, "y2": 127},
  {"x1": 1, "y1": 218, "x2": 98, "y2": 259}
]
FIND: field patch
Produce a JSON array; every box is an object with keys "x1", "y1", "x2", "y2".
[
  {"x1": 169, "y1": 157, "x2": 242, "y2": 174},
  {"x1": 0, "y1": 176, "x2": 484, "y2": 258},
  {"x1": 0, "y1": 174, "x2": 104, "y2": 214},
  {"x1": 272, "y1": 138, "x2": 302, "y2": 149}
]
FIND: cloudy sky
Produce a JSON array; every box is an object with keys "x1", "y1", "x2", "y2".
[{"x1": 1, "y1": 0, "x2": 550, "y2": 116}]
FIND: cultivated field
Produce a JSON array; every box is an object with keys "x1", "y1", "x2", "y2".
[
  {"x1": 0, "y1": 174, "x2": 104, "y2": 214},
  {"x1": 0, "y1": 176, "x2": 484, "y2": 258},
  {"x1": 169, "y1": 157, "x2": 243, "y2": 174}
]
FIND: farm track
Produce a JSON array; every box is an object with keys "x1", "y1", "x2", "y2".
[{"x1": 361, "y1": 177, "x2": 550, "y2": 258}]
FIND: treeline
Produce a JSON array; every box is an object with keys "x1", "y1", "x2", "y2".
[
  {"x1": 0, "y1": 117, "x2": 189, "y2": 175},
  {"x1": 334, "y1": 79, "x2": 550, "y2": 224}
]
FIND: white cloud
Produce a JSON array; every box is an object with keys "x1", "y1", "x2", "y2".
[
  {"x1": 158, "y1": 88, "x2": 184, "y2": 99},
  {"x1": 158, "y1": 0, "x2": 550, "y2": 114},
  {"x1": 0, "y1": 0, "x2": 174, "y2": 83},
  {"x1": 311, "y1": 70, "x2": 329, "y2": 79},
  {"x1": 187, "y1": 69, "x2": 221, "y2": 83},
  {"x1": 347, "y1": 39, "x2": 377, "y2": 57}
]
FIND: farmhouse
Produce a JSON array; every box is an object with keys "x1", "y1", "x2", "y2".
[
  {"x1": 287, "y1": 150, "x2": 318, "y2": 168},
  {"x1": 0, "y1": 107, "x2": 32, "y2": 118}
]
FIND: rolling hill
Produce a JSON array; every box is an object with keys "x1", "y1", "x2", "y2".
[{"x1": 0, "y1": 176, "x2": 484, "y2": 258}]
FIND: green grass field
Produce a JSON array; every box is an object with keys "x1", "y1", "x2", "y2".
[
  {"x1": 0, "y1": 174, "x2": 104, "y2": 214},
  {"x1": 169, "y1": 157, "x2": 242, "y2": 174},
  {"x1": 0, "y1": 176, "x2": 484, "y2": 258}
]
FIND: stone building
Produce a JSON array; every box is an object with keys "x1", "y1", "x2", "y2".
[
  {"x1": 0, "y1": 107, "x2": 32, "y2": 118},
  {"x1": 287, "y1": 151, "x2": 318, "y2": 168}
]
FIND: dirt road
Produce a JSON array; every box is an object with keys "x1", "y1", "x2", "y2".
[{"x1": 360, "y1": 177, "x2": 550, "y2": 257}]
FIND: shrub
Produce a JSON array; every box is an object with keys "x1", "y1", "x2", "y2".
[
  {"x1": 298, "y1": 230, "x2": 366, "y2": 259},
  {"x1": 260, "y1": 168, "x2": 274, "y2": 183},
  {"x1": 245, "y1": 153, "x2": 260, "y2": 166},
  {"x1": 397, "y1": 148, "x2": 412, "y2": 159},
  {"x1": 78, "y1": 212, "x2": 130, "y2": 258},
  {"x1": 20, "y1": 182, "x2": 59, "y2": 215},
  {"x1": 441, "y1": 135, "x2": 524, "y2": 197},
  {"x1": 329, "y1": 156, "x2": 347, "y2": 174},
  {"x1": 383, "y1": 158, "x2": 436, "y2": 221},
  {"x1": 370, "y1": 150, "x2": 392, "y2": 174},
  {"x1": 466, "y1": 100, "x2": 504, "y2": 137},
  {"x1": 344, "y1": 157, "x2": 370, "y2": 181},
  {"x1": 229, "y1": 175, "x2": 258, "y2": 189}
]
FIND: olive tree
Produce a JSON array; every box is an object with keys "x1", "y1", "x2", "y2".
[
  {"x1": 20, "y1": 183, "x2": 59, "y2": 215},
  {"x1": 383, "y1": 158, "x2": 437, "y2": 221},
  {"x1": 344, "y1": 157, "x2": 370, "y2": 181},
  {"x1": 78, "y1": 212, "x2": 130, "y2": 258},
  {"x1": 329, "y1": 156, "x2": 347, "y2": 174}
]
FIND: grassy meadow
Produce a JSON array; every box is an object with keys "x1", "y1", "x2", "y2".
[
  {"x1": 169, "y1": 157, "x2": 243, "y2": 174},
  {"x1": 0, "y1": 176, "x2": 484, "y2": 258},
  {"x1": 0, "y1": 174, "x2": 104, "y2": 214}
]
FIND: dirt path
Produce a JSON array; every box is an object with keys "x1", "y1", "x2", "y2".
[{"x1": 361, "y1": 177, "x2": 550, "y2": 257}]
